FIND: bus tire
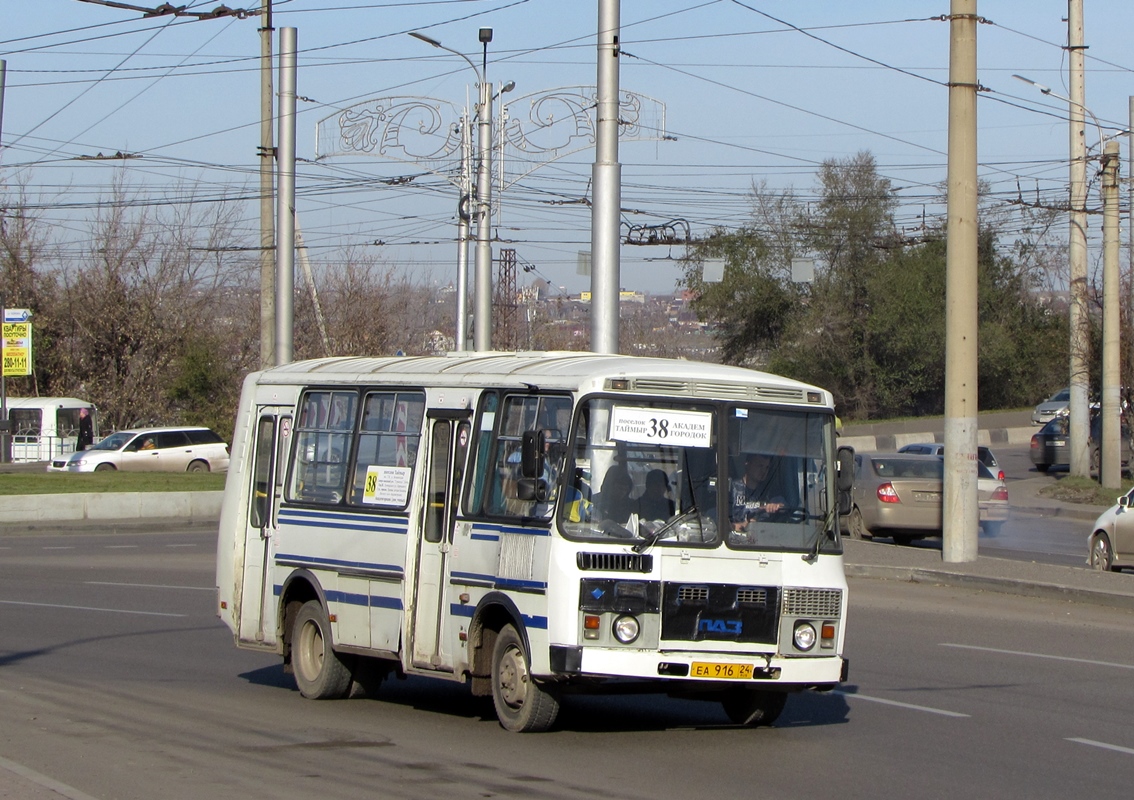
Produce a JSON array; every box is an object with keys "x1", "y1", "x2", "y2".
[
  {"x1": 292, "y1": 600, "x2": 352, "y2": 700},
  {"x1": 721, "y1": 688, "x2": 787, "y2": 726},
  {"x1": 491, "y1": 623, "x2": 560, "y2": 732}
]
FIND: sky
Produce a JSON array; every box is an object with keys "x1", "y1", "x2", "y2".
[{"x1": 2, "y1": 1, "x2": 1134, "y2": 296}]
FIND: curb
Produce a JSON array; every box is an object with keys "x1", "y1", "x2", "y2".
[
  {"x1": 0, "y1": 491, "x2": 222, "y2": 527},
  {"x1": 845, "y1": 564, "x2": 1134, "y2": 610}
]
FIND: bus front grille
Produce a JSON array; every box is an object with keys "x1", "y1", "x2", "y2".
[{"x1": 577, "y1": 552, "x2": 653, "y2": 573}]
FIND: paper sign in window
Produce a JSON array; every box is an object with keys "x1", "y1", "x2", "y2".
[{"x1": 362, "y1": 465, "x2": 412, "y2": 506}]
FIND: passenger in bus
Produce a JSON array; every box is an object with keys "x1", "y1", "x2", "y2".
[
  {"x1": 729, "y1": 452, "x2": 786, "y2": 530},
  {"x1": 592, "y1": 465, "x2": 636, "y2": 536},
  {"x1": 636, "y1": 468, "x2": 674, "y2": 521}
]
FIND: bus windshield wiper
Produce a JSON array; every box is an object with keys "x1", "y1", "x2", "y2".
[
  {"x1": 802, "y1": 508, "x2": 837, "y2": 563},
  {"x1": 632, "y1": 506, "x2": 699, "y2": 554}
]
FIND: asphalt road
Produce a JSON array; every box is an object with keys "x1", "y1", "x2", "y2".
[{"x1": 2, "y1": 526, "x2": 1134, "y2": 799}]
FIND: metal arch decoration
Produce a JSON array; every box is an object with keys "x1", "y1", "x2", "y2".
[
  {"x1": 315, "y1": 96, "x2": 464, "y2": 182},
  {"x1": 498, "y1": 86, "x2": 666, "y2": 189}
]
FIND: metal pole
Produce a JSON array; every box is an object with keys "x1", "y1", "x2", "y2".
[
  {"x1": 1128, "y1": 99, "x2": 1133, "y2": 402},
  {"x1": 259, "y1": 1, "x2": 276, "y2": 368},
  {"x1": 942, "y1": 0, "x2": 979, "y2": 563},
  {"x1": 275, "y1": 27, "x2": 296, "y2": 365},
  {"x1": 590, "y1": 0, "x2": 622, "y2": 354},
  {"x1": 473, "y1": 77, "x2": 494, "y2": 352},
  {"x1": 0, "y1": 61, "x2": 8, "y2": 464},
  {"x1": 455, "y1": 113, "x2": 471, "y2": 351},
  {"x1": 1101, "y1": 140, "x2": 1121, "y2": 488},
  {"x1": 1067, "y1": 0, "x2": 1091, "y2": 478}
]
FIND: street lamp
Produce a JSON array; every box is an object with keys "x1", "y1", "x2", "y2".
[
  {"x1": 409, "y1": 30, "x2": 497, "y2": 352},
  {"x1": 1013, "y1": 74, "x2": 1128, "y2": 487}
]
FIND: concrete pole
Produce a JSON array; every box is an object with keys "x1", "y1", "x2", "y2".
[
  {"x1": 1128, "y1": 99, "x2": 1133, "y2": 400},
  {"x1": 259, "y1": 1, "x2": 276, "y2": 368},
  {"x1": 455, "y1": 114, "x2": 471, "y2": 351},
  {"x1": 942, "y1": 0, "x2": 980, "y2": 563},
  {"x1": 1101, "y1": 140, "x2": 1121, "y2": 488},
  {"x1": 275, "y1": 27, "x2": 296, "y2": 365},
  {"x1": 1067, "y1": 0, "x2": 1091, "y2": 478},
  {"x1": 473, "y1": 78, "x2": 494, "y2": 352},
  {"x1": 1, "y1": 60, "x2": 9, "y2": 464},
  {"x1": 590, "y1": 0, "x2": 622, "y2": 354}
]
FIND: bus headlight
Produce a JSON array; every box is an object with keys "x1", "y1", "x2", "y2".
[
  {"x1": 793, "y1": 621, "x2": 817, "y2": 651},
  {"x1": 613, "y1": 615, "x2": 640, "y2": 644}
]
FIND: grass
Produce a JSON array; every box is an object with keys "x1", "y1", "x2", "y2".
[
  {"x1": 1038, "y1": 475, "x2": 1134, "y2": 507},
  {"x1": 0, "y1": 471, "x2": 226, "y2": 496}
]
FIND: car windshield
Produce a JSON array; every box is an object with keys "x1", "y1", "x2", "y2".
[
  {"x1": 558, "y1": 399, "x2": 839, "y2": 555},
  {"x1": 1049, "y1": 389, "x2": 1070, "y2": 402},
  {"x1": 89, "y1": 431, "x2": 134, "y2": 451}
]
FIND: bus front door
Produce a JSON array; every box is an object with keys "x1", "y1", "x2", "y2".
[
  {"x1": 238, "y1": 409, "x2": 292, "y2": 645},
  {"x1": 410, "y1": 414, "x2": 471, "y2": 670}
]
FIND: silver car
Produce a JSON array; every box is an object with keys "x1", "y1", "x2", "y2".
[
  {"x1": 1087, "y1": 487, "x2": 1134, "y2": 572},
  {"x1": 48, "y1": 426, "x2": 230, "y2": 473},
  {"x1": 1031, "y1": 387, "x2": 1070, "y2": 426}
]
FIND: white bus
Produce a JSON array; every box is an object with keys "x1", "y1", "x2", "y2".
[
  {"x1": 3, "y1": 396, "x2": 97, "y2": 462},
  {"x1": 216, "y1": 352, "x2": 854, "y2": 732}
]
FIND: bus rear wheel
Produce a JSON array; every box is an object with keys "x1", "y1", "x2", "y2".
[
  {"x1": 721, "y1": 688, "x2": 787, "y2": 726},
  {"x1": 292, "y1": 600, "x2": 352, "y2": 700},
  {"x1": 491, "y1": 623, "x2": 560, "y2": 732}
]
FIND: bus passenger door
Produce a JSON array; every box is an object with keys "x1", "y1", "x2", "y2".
[
  {"x1": 410, "y1": 414, "x2": 471, "y2": 670},
  {"x1": 238, "y1": 409, "x2": 292, "y2": 644}
]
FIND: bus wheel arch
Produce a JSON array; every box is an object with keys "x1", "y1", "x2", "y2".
[
  {"x1": 468, "y1": 593, "x2": 528, "y2": 698},
  {"x1": 278, "y1": 570, "x2": 324, "y2": 673}
]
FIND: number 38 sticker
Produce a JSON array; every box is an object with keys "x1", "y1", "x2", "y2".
[{"x1": 609, "y1": 406, "x2": 712, "y2": 448}]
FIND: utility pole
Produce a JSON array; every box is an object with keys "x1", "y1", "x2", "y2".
[
  {"x1": 259, "y1": 0, "x2": 275, "y2": 368},
  {"x1": 455, "y1": 113, "x2": 471, "y2": 351},
  {"x1": 590, "y1": 0, "x2": 622, "y2": 354},
  {"x1": 0, "y1": 59, "x2": 8, "y2": 464},
  {"x1": 1101, "y1": 140, "x2": 1121, "y2": 488},
  {"x1": 473, "y1": 27, "x2": 495, "y2": 352},
  {"x1": 275, "y1": 27, "x2": 296, "y2": 365},
  {"x1": 942, "y1": 0, "x2": 979, "y2": 563},
  {"x1": 1067, "y1": 0, "x2": 1091, "y2": 479}
]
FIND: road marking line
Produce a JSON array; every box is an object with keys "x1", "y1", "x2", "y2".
[
  {"x1": 0, "y1": 754, "x2": 101, "y2": 800},
  {"x1": 104, "y1": 545, "x2": 139, "y2": 549},
  {"x1": 942, "y1": 643, "x2": 1134, "y2": 671},
  {"x1": 832, "y1": 690, "x2": 969, "y2": 718},
  {"x1": 86, "y1": 581, "x2": 212, "y2": 591},
  {"x1": 0, "y1": 599, "x2": 186, "y2": 617},
  {"x1": 42, "y1": 546, "x2": 74, "y2": 550},
  {"x1": 166, "y1": 543, "x2": 197, "y2": 548},
  {"x1": 1067, "y1": 738, "x2": 1134, "y2": 756}
]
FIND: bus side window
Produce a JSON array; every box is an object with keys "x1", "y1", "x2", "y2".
[
  {"x1": 289, "y1": 390, "x2": 357, "y2": 505},
  {"x1": 348, "y1": 391, "x2": 425, "y2": 507}
]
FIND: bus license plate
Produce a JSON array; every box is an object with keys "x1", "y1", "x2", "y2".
[{"x1": 691, "y1": 661, "x2": 754, "y2": 680}]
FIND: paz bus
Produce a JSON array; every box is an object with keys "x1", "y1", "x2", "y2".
[{"x1": 215, "y1": 352, "x2": 854, "y2": 732}]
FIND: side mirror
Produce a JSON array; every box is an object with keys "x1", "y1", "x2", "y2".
[
  {"x1": 516, "y1": 477, "x2": 548, "y2": 503},
  {"x1": 836, "y1": 445, "x2": 855, "y2": 516},
  {"x1": 1120, "y1": 495, "x2": 1130, "y2": 509},
  {"x1": 521, "y1": 430, "x2": 545, "y2": 479}
]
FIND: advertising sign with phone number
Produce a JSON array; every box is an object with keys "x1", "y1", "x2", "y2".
[{"x1": 609, "y1": 406, "x2": 712, "y2": 448}]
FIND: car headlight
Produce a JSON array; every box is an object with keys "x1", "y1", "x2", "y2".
[
  {"x1": 612, "y1": 615, "x2": 640, "y2": 644},
  {"x1": 793, "y1": 621, "x2": 817, "y2": 651}
]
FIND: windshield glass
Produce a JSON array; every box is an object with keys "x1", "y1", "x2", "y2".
[
  {"x1": 559, "y1": 398, "x2": 720, "y2": 546},
  {"x1": 90, "y1": 431, "x2": 133, "y2": 451},
  {"x1": 724, "y1": 406, "x2": 838, "y2": 553}
]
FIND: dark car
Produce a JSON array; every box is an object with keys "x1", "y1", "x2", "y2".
[
  {"x1": 1029, "y1": 414, "x2": 1131, "y2": 476},
  {"x1": 897, "y1": 442, "x2": 1003, "y2": 480}
]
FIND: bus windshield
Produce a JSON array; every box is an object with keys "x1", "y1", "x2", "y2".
[{"x1": 559, "y1": 398, "x2": 837, "y2": 553}]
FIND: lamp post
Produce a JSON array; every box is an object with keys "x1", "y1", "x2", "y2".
[
  {"x1": 1014, "y1": 73, "x2": 1097, "y2": 481},
  {"x1": 409, "y1": 30, "x2": 498, "y2": 352}
]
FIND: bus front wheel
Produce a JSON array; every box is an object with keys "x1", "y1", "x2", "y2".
[
  {"x1": 292, "y1": 600, "x2": 352, "y2": 700},
  {"x1": 491, "y1": 623, "x2": 560, "y2": 732},
  {"x1": 721, "y1": 688, "x2": 787, "y2": 726}
]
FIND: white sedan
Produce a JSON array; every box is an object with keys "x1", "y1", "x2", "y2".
[{"x1": 48, "y1": 426, "x2": 230, "y2": 473}]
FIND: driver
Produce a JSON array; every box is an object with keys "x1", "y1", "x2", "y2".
[{"x1": 729, "y1": 452, "x2": 785, "y2": 530}]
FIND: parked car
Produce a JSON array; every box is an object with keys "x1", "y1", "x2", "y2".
[
  {"x1": 1029, "y1": 414, "x2": 1131, "y2": 476},
  {"x1": 897, "y1": 442, "x2": 1003, "y2": 480},
  {"x1": 1087, "y1": 487, "x2": 1134, "y2": 572},
  {"x1": 847, "y1": 453, "x2": 1007, "y2": 544},
  {"x1": 1032, "y1": 387, "x2": 1070, "y2": 426},
  {"x1": 47, "y1": 426, "x2": 230, "y2": 473}
]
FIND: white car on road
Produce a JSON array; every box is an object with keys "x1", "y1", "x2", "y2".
[{"x1": 48, "y1": 426, "x2": 230, "y2": 473}]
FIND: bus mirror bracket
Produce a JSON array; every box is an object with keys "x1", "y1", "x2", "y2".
[{"x1": 521, "y1": 430, "x2": 545, "y2": 479}]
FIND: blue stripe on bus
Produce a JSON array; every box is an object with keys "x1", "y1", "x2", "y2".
[
  {"x1": 276, "y1": 552, "x2": 404, "y2": 576},
  {"x1": 469, "y1": 522, "x2": 550, "y2": 538},
  {"x1": 451, "y1": 571, "x2": 547, "y2": 593},
  {"x1": 449, "y1": 602, "x2": 548, "y2": 629},
  {"x1": 270, "y1": 584, "x2": 402, "y2": 610},
  {"x1": 279, "y1": 508, "x2": 408, "y2": 535}
]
